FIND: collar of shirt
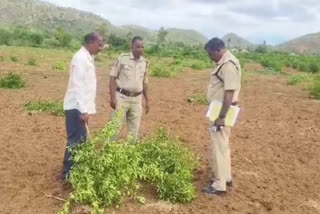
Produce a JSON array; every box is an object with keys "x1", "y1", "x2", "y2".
[
  {"x1": 129, "y1": 52, "x2": 142, "y2": 62},
  {"x1": 217, "y1": 50, "x2": 231, "y2": 66},
  {"x1": 81, "y1": 46, "x2": 94, "y2": 63}
]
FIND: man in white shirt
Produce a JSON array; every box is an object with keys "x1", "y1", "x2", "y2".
[{"x1": 62, "y1": 32, "x2": 104, "y2": 181}]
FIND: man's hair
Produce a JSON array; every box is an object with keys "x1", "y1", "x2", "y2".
[
  {"x1": 84, "y1": 32, "x2": 101, "y2": 44},
  {"x1": 131, "y1": 36, "x2": 143, "y2": 44},
  {"x1": 205, "y1": 37, "x2": 225, "y2": 51}
]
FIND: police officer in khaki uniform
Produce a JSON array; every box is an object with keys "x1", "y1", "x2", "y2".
[
  {"x1": 202, "y1": 38, "x2": 241, "y2": 195},
  {"x1": 109, "y1": 36, "x2": 149, "y2": 139}
]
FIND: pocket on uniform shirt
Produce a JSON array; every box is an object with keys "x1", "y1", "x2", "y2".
[
  {"x1": 122, "y1": 65, "x2": 133, "y2": 77},
  {"x1": 124, "y1": 65, "x2": 133, "y2": 69}
]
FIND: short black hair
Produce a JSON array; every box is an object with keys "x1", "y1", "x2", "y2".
[
  {"x1": 131, "y1": 36, "x2": 143, "y2": 44},
  {"x1": 205, "y1": 38, "x2": 225, "y2": 52},
  {"x1": 84, "y1": 32, "x2": 101, "y2": 44}
]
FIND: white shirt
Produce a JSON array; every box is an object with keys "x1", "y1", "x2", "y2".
[{"x1": 64, "y1": 47, "x2": 97, "y2": 114}]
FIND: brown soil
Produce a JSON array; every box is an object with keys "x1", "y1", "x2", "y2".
[{"x1": 1, "y1": 65, "x2": 320, "y2": 214}]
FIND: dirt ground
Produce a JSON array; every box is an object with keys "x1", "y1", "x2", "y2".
[{"x1": 0, "y1": 64, "x2": 320, "y2": 214}]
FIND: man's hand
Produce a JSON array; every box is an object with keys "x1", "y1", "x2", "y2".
[
  {"x1": 145, "y1": 101, "x2": 150, "y2": 114},
  {"x1": 110, "y1": 97, "x2": 116, "y2": 109},
  {"x1": 80, "y1": 113, "x2": 89, "y2": 124},
  {"x1": 214, "y1": 117, "x2": 225, "y2": 131},
  {"x1": 109, "y1": 77, "x2": 117, "y2": 109},
  {"x1": 212, "y1": 90, "x2": 234, "y2": 131}
]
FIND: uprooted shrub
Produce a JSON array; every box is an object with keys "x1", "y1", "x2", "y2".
[{"x1": 59, "y1": 111, "x2": 199, "y2": 214}]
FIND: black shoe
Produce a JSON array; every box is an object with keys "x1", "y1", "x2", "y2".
[
  {"x1": 209, "y1": 178, "x2": 233, "y2": 187},
  {"x1": 202, "y1": 186, "x2": 226, "y2": 195}
]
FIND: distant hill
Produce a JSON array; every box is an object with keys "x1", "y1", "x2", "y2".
[
  {"x1": 277, "y1": 33, "x2": 320, "y2": 54},
  {"x1": 222, "y1": 33, "x2": 255, "y2": 50},
  {"x1": 0, "y1": 0, "x2": 118, "y2": 35},
  {"x1": 0, "y1": 0, "x2": 207, "y2": 45},
  {"x1": 166, "y1": 28, "x2": 208, "y2": 45},
  {"x1": 119, "y1": 25, "x2": 155, "y2": 41},
  {"x1": 117, "y1": 27, "x2": 208, "y2": 45}
]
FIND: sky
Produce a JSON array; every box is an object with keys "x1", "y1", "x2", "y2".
[{"x1": 42, "y1": 0, "x2": 320, "y2": 45}]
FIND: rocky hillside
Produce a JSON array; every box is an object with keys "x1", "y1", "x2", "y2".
[{"x1": 0, "y1": 0, "x2": 207, "y2": 45}]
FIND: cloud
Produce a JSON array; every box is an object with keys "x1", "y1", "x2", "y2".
[
  {"x1": 42, "y1": 0, "x2": 320, "y2": 45},
  {"x1": 229, "y1": 0, "x2": 317, "y2": 22}
]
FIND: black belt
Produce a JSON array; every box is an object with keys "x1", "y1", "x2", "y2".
[{"x1": 116, "y1": 87, "x2": 142, "y2": 97}]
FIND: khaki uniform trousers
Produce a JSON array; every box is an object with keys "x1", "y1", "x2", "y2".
[
  {"x1": 209, "y1": 124, "x2": 232, "y2": 191},
  {"x1": 113, "y1": 91, "x2": 143, "y2": 139}
]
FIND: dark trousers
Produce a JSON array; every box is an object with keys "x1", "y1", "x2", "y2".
[{"x1": 62, "y1": 109, "x2": 87, "y2": 179}]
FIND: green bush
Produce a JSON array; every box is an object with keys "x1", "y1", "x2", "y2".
[
  {"x1": 189, "y1": 62, "x2": 207, "y2": 70},
  {"x1": 149, "y1": 56, "x2": 209, "y2": 77},
  {"x1": 308, "y1": 62, "x2": 320, "y2": 74},
  {"x1": 150, "y1": 60, "x2": 183, "y2": 78},
  {"x1": 0, "y1": 73, "x2": 25, "y2": 89},
  {"x1": 227, "y1": 53, "x2": 320, "y2": 76},
  {"x1": 311, "y1": 79, "x2": 320, "y2": 99},
  {"x1": 30, "y1": 32, "x2": 44, "y2": 46},
  {"x1": 258, "y1": 56, "x2": 283, "y2": 73},
  {"x1": 137, "y1": 129, "x2": 198, "y2": 203},
  {"x1": 43, "y1": 38, "x2": 60, "y2": 48},
  {"x1": 108, "y1": 33, "x2": 130, "y2": 51},
  {"x1": 260, "y1": 58, "x2": 270, "y2": 67},
  {"x1": 270, "y1": 62, "x2": 282, "y2": 73},
  {"x1": 27, "y1": 58, "x2": 37, "y2": 66},
  {"x1": 55, "y1": 27, "x2": 73, "y2": 47},
  {"x1": 95, "y1": 54, "x2": 106, "y2": 62},
  {"x1": 292, "y1": 61, "x2": 299, "y2": 69},
  {"x1": 287, "y1": 74, "x2": 313, "y2": 85},
  {"x1": 10, "y1": 55, "x2": 19, "y2": 62},
  {"x1": 150, "y1": 64, "x2": 173, "y2": 77},
  {"x1": 187, "y1": 94, "x2": 208, "y2": 105},
  {"x1": 285, "y1": 60, "x2": 291, "y2": 67},
  {"x1": 52, "y1": 61, "x2": 66, "y2": 71},
  {"x1": 238, "y1": 57, "x2": 247, "y2": 69},
  {"x1": 0, "y1": 28, "x2": 11, "y2": 45},
  {"x1": 145, "y1": 44, "x2": 208, "y2": 61},
  {"x1": 0, "y1": 56, "x2": 4, "y2": 62},
  {"x1": 298, "y1": 62, "x2": 308, "y2": 72},
  {"x1": 25, "y1": 101, "x2": 64, "y2": 116},
  {"x1": 59, "y1": 113, "x2": 198, "y2": 214},
  {"x1": 69, "y1": 39, "x2": 82, "y2": 50},
  {"x1": 6, "y1": 27, "x2": 44, "y2": 47},
  {"x1": 0, "y1": 26, "x2": 79, "y2": 48},
  {"x1": 182, "y1": 59, "x2": 211, "y2": 70},
  {"x1": 255, "y1": 45, "x2": 267, "y2": 53},
  {"x1": 145, "y1": 44, "x2": 160, "y2": 56}
]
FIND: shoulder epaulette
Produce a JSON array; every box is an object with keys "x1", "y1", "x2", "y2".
[{"x1": 226, "y1": 60, "x2": 239, "y2": 71}]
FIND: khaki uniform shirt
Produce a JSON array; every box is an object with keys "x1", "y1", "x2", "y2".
[
  {"x1": 110, "y1": 52, "x2": 149, "y2": 93},
  {"x1": 207, "y1": 50, "x2": 241, "y2": 103}
]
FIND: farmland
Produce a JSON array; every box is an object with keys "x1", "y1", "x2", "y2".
[{"x1": 0, "y1": 45, "x2": 320, "y2": 214}]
